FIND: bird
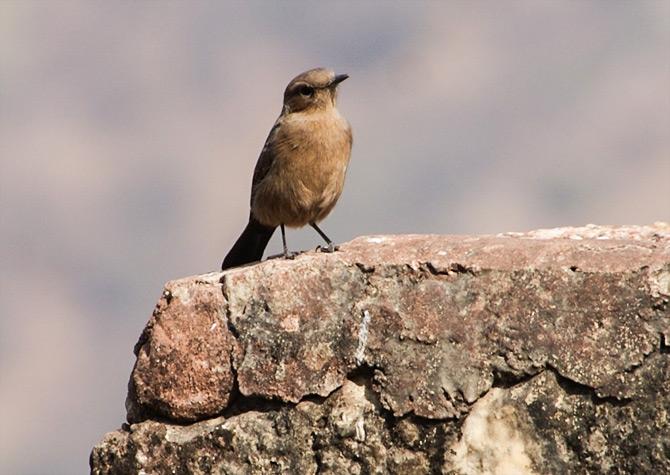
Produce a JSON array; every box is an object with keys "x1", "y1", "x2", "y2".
[{"x1": 221, "y1": 67, "x2": 352, "y2": 270}]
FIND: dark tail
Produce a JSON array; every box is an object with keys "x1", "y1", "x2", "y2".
[{"x1": 221, "y1": 218, "x2": 276, "y2": 270}]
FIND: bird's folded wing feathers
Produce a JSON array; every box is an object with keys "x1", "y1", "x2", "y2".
[{"x1": 250, "y1": 120, "x2": 283, "y2": 204}]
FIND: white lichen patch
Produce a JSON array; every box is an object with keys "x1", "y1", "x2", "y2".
[
  {"x1": 164, "y1": 417, "x2": 226, "y2": 444},
  {"x1": 170, "y1": 285, "x2": 192, "y2": 305},
  {"x1": 330, "y1": 380, "x2": 370, "y2": 441},
  {"x1": 649, "y1": 269, "x2": 670, "y2": 298},
  {"x1": 136, "y1": 449, "x2": 148, "y2": 466},
  {"x1": 355, "y1": 310, "x2": 371, "y2": 365},
  {"x1": 366, "y1": 237, "x2": 386, "y2": 244},
  {"x1": 450, "y1": 388, "x2": 541, "y2": 475}
]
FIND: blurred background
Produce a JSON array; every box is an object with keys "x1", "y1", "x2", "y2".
[{"x1": 1, "y1": 1, "x2": 668, "y2": 473}]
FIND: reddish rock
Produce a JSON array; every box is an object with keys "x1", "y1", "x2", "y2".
[{"x1": 127, "y1": 273, "x2": 236, "y2": 422}]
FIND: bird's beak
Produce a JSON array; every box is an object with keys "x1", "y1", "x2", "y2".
[{"x1": 330, "y1": 74, "x2": 349, "y2": 87}]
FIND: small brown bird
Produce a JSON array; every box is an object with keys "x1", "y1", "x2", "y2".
[{"x1": 221, "y1": 68, "x2": 352, "y2": 270}]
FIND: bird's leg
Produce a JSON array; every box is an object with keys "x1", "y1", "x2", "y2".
[
  {"x1": 265, "y1": 224, "x2": 302, "y2": 261},
  {"x1": 310, "y1": 222, "x2": 337, "y2": 253},
  {"x1": 281, "y1": 224, "x2": 289, "y2": 259},
  {"x1": 281, "y1": 224, "x2": 289, "y2": 257},
  {"x1": 281, "y1": 224, "x2": 297, "y2": 259}
]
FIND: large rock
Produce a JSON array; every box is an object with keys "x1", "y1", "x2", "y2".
[{"x1": 92, "y1": 224, "x2": 670, "y2": 474}]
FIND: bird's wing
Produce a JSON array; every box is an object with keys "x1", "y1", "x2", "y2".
[
  {"x1": 251, "y1": 121, "x2": 282, "y2": 187},
  {"x1": 250, "y1": 119, "x2": 282, "y2": 204}
]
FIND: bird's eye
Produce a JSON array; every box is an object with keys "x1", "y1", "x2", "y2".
[{"x1": 298, "y1": 85, "x2": 315, "y2": 97}]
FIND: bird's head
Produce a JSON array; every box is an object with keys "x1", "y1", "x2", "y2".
[{"x1": 282, "y1": 68, "x2": 348, "y2": 114}]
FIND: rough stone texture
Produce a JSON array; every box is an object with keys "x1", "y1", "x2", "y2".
[
  {"x1": 127, "y1": 273, "x2": 236, "y2": 422},
  {"x1": 92, "y1": 224, "x2": 670, "y2": 474}
]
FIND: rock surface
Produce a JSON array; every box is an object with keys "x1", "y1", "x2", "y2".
[{"x1": 92, "y1": 224, "x2": 670, "y2": 474}]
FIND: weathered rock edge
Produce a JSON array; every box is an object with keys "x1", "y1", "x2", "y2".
[{"x1": 93, "y1": 224, "x2": 670, "y2": 474}]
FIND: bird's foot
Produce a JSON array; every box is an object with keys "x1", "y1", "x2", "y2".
[
  {"x1": 283, "y1": 251, "x2": 299, "y2": 260},
  {"x1": 316, "y1": 243, "x2": 339, "y2": 253},
  {"x1": 265, "y1": 251, "x2": 301, "y2": 261},
  {"x1": 266, "y1": 250, "x2": 306, "y2": 261}
]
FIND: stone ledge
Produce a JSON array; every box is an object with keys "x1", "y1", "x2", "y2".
[{"x1": 92, "y1": 224, "x2": 670, "y2": 474}]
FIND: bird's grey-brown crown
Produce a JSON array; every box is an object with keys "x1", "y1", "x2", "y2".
[{"x1": 282, "y1": 67, "x2": 348, "y2": 113}]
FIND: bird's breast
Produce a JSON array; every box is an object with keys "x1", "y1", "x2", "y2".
[{"x1": 251, "y1": 110, "x2": 352, "y2": 227}]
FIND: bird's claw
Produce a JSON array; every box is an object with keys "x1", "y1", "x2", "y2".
[
  {"x1": 284, "y1": 251, "x2": 299, "y2": 260},
  {"x1": 316, "y1": 243, "x2": 338, "y2": 253},
  {"x1": 266, "y1": 251, "x2": 301, "y2": 261}
]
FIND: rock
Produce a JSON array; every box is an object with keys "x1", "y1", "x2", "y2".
[
  {"x1": 92, "y1": 224, "x2": 670, "y2": 474},
  {"x1": 126, "y1": 273, "x2": 237, "y2": 422}
]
